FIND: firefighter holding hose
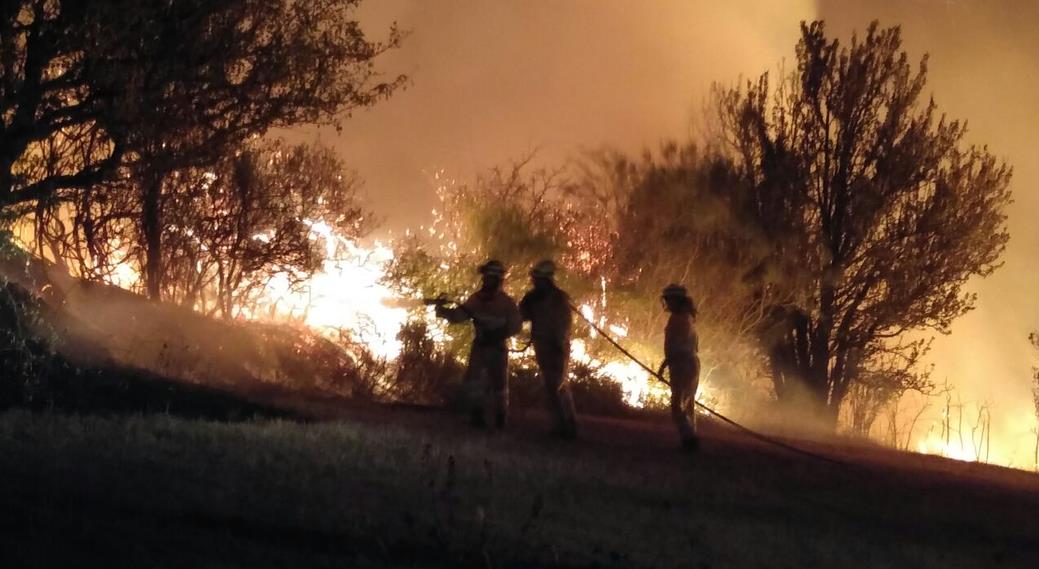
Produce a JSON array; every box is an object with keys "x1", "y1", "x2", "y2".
[
  {"x1": 657, "y1": 283, "x2": 701, "y2": 451},
  {"x1": 520, "y1": 260, "x2": 578, "y2": 439},
  {"x1": 433, "y1": 259, "x2": 522, "y2": 429}
]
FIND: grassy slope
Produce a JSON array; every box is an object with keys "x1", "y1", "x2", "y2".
[{"x1": 3, "y1": 406, "x2": 1038, "y2": 569}]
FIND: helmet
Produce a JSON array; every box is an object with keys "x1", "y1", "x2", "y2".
[
  {"x1": 478, "y1": 259, "x2": 507, "y2": 277},
  {"x1": 661, "y1": 283, "x2": 689, "y2": 299},
  {"x1": 529, "y1": 259, "x2": 556, "y2": 278},
  {"x1": 661, "y1": 283, "x2": 696, "y2": 313}
]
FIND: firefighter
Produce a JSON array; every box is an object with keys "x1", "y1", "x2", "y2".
[
  {"x1": 435, "y1": 259, "x2": 522, "y2": 429},
  {"x1": 520, "y1": 260, "x2": 578, "y2": 439},
  {"x1": 657, "y1": 283, "x2": 701, "y2": 451}
]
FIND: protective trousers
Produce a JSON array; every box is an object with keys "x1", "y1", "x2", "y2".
[
  {"x1": 534, "y1": 341, "x2": 577, "y2": 437},
  {"x1": 669, "y1": 358, "x2": 700, "y2": 442},
  {"x1": 463, "y1": 343, "x2": 509, "y2": 428}
]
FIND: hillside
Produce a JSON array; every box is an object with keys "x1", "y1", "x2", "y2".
[
  {"x1": 3, "y1": 403, "x2": 1038, "y2": 568},
  {"x1": 0, "y1": 253, "x2": 378, "y2": 419},
  {"x1": 3, "y1": 249, "x2": 1038, "y2": 568}
]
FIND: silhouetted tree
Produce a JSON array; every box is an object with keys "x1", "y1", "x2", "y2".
[
  {"x1": 1030, "y1": 332, "x2": 1039, "y2": 469},
  {"x1": 713, "y1": 21, "x2": 1011, "y2": 424},
  {"x1": 566, "y1": 145, "x2": 774, "y2": 410},
  {"x1": 843, "y1": 340, "x2": 933, "y2": 436},
  {"x1": 161, "y1": 141, "x2": 371, "y2": 317},
  {"x1": 0, "y1": 2, "x2": 128, "y2": 212},
  {"x1": 118, "y1": 0, "x2": 403, "y2": 300},
  {"x1": 0, "y1": 1, "x2": 403, "y2": 299}
]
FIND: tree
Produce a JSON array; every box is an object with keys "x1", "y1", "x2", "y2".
[
  {"x1": 158, "y1": 141, "x2": 371, "y2": 316},
  {"x1": 116, "y1": 0, "x2": 403, "y2": 300},
  {"x1": 713, "y1": 21, "x2": 1011, "y2": 424},
  {"x1": 0, "y1": 1, "x2": 403, "y2": 298},
  {"x1": 25, "y1": 140, "x2": 370, "y2": 317},
  {"x1": 1030, "y1": 332, "x2": 1039, "y2": 469},
  {"x1": 565, "y1": 144, "x2": 774, "y2": 410},
  {"x1": 387, "y1": 157, "x2": 585, "y2": 357},
  {"x1": 0, "y1": 1, "x2": 127, "y2": 211}
]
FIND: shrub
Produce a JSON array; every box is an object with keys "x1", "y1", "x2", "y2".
[
  {"x1": 387, "y1": 320, "x2": 465, "y2": 406},
  {"x1": 0, "y1": 280, "x2": 59, "y2": 409},
  {"x1": 567, "y1": 362, "x2": 631, "y2": 417}
]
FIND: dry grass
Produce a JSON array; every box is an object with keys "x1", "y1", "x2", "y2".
[{"x1": 2, "y1": 407, "x2": 1037, "y2": 568}]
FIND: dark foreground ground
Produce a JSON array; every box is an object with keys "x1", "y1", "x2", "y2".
[{"x1": 3, "y1": 403, "x2": 1038, "y2": 569}]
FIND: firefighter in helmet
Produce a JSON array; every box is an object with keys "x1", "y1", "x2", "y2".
[
  {"x1": 657, "y1": 283, "x2": 701, "y2": 451},
  {"x1": 520, "y1": 259, "x2": 578, "y2": 438},
  {"x1": 435, "y1": 259, "x2": 522, "y2": 429}
]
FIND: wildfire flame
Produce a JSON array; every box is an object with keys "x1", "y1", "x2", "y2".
[
  {"x1": 25, "y1": 211, "x2": 1035, "y2": 470},
  {"x1": 254, "y1": 220, "x2": 408, "y2": 360},
  {"x1": 247, "y1": 221, "x2": 712, "y2": 411}
]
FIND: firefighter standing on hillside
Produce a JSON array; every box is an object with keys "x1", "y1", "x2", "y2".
[
  {"x1": 657, "y1": 284, "x2": 701, "y2": 451},
  {"x1": 435, "y1": 259, "x2": 522, "y2": 429},
  {"x1": 520, "y1": 260, "x2": 578, "y2": 439}
]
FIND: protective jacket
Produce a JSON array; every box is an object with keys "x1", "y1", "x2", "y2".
[
  {"x1": 664, "y1": 312, "x2": 700, "y2": 377},
  {"x1": 520, "y1": 283, "x2": 577, "y2": 437},
  {"x1": 438, "y1": 287, "x2": 521, "y2": 428},
  {"x1": 440, "y1": 288, "x2": 522, "y2": 346},
  {"x1": 663, "y1": 311, "x2": 700, "y2": 445},
  {"x1": 519, "y1": 284, "x2": 572, "y2": 350}
]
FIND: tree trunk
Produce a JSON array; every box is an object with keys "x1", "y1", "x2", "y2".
[
  {"x1": 142, "y1": 173, "x2": 164, "y2": 301},
  {"x1": 765, "y1": 309, "x2": 834, "y2": 424}
]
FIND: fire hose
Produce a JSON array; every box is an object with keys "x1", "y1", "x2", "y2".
[
  {"x1": 426, "y1": 294, "x2": 845, "y2": 465},
  {"x1": 568, "y1": 302, "x2": 848, "y2": 467}
]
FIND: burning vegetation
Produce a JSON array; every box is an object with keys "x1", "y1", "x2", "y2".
[{"x1": 0, "y1": 2, "x2": 1035, "y2": 472}]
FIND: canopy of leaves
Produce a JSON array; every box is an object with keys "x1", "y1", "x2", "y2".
[
  {"x1": 712, "y1": 20, "x2": 1011, "y2": 420},
  {"x1": 0, "y1": 1, "x2": 402, "y2": 211}
]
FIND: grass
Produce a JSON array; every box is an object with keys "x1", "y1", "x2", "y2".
[{"x1": 2, "y1": 407, "x2": 1038, "y2": 568}]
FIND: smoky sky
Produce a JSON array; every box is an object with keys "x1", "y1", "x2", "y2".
[
  {"x1": 290, "y1": 0, "x2": 815, "y2": 230},
  {"x1": 293, "y1": 1, "x2": 1039, "y2": 460}
]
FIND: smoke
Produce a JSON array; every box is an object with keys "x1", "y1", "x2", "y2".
[{"x1": 292, "y1": 0, "x2": 815, "y2": 230}]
